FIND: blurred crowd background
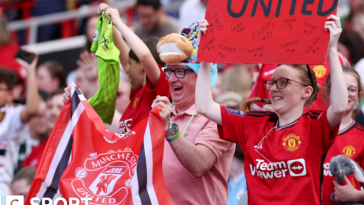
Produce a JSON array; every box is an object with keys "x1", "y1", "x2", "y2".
[{"x1": 1, "y1": 0, "x2": 364, "y2": 204}]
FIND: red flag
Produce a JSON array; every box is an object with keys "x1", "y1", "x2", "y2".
[{"x1": 26, "y1": 83, "x2": 172, "y2": 205}]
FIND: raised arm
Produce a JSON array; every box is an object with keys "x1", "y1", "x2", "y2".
[
  {"x1": 112, "y1": 26, "x2": 130, "y2": 70},
  {"x1": 325, "y1": 13, "x2": 348, "y2": 131},
  {"x1": 16, "y1": 53, "x2": 39, "y2": 123},
  {"x1": 195, "y1": 20, "x2": 222, "y2": 125},
  {"x1": 99, "y1": 4, "x2": 160, "y2": 86},
  {"x1": 195, "y1": 62, "x2": 222, "y2": 124}
]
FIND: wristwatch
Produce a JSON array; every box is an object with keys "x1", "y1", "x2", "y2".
[{"x1": 165, "y1": 122, "x2": 179, "y2": 137}]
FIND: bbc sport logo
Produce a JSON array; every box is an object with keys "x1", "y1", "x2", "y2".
[{"x1": 0, "y1": 196, "x2": 92, "y2": 205}]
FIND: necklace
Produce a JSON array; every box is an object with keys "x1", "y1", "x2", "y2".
[
  {"x1": 182, "y1": 111, "x2": 197, "y2": 136},
  {"x1": 171, "y1": 103, "x2": 196, "y2": 136}
]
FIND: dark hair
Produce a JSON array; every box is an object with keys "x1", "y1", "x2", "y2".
[
  {"x1": 339, "y1": 29, "x2": 364, "y2": 65},
  {"x1": 12, "y1": 167, "x2": 37, "y2": 185},
  {"x1": 234, "y1": 145, "x2": 244, "y2": 162},
  {"x1": 323, "y1": 66, "x2": 362, "y2": 118},
  {"x1": 241, "y1": 64, "x2": 319, "y2": 111},
  {"x1": 47, "y1": 88, "x2": 64, "y2": 101},
  {"x1": 39, "y1": 89, "x2": 48, "y2": 101},
  {"x1": 39, "y1": 61, "x2": 66, "y2": 88},
  {"x1": 129, "y1": 37, "x2": 165, "y2": 67},
  {"x1": 136, "y1": 0, "x2": 161, "y2": 10},
  {"x1": 0, "y1": 68, "x2": 17, "y2": 90},
  {"x1": 83, "y1": 15, "x2": 99, "y2": 52}
]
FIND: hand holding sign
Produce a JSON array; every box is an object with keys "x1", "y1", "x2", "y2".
[
  {"x1": 198, "y1": 0, "x2": 339, "y2": 64},
  {"x1": 325, "y1": 12, "x2": 342, "y2": 49}
]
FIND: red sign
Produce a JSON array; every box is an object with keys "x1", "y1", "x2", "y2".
[{"x1": 198, "y1": 0, "x2": 338, "y2": 64}]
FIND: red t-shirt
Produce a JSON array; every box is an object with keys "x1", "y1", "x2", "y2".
[
  {"x1": 118, "y1": 66, "x2": 170, "y2": 135},
  {"x1": 22, "y1": 139, "x2": 48, "y2": 168},
  {"x1": 249, "y1": 53, "x2": 350, "y2": 111},
  {"x1": 218, "y1": 106, "x2": 340, "y2": 205},
  {"x1": 321, "y1": 121, "x2": 364, "y2": 205}
]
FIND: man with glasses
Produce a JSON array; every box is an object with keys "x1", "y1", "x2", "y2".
[{"x1": 154, "y1": 22, "x2": 235, "y2": 205}]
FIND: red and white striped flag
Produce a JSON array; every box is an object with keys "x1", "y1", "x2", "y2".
[{"x1": 26, "y1": 83, "x2": 172, "y2": 205}]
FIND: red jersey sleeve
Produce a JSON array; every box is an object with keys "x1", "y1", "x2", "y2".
[
  {"x1": 217, "y1": 105, "x2": 246, "y2": 151},
  {"x1": 145, "y1": 65, "x2": 171, "y2": 99},
  {"x1": 248, "y1": 66, "x2": 266, "y2": 109},
  {"x1": 309, "y1": 110, "x2": 340, "y2": 155}
]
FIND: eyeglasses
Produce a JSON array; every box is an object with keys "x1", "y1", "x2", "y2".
[
  {"x1": 348, "y1": 86, "x2": 360, "y2": 96},
  {"x1": 164, "y1": 68, "x2": 194, "y2": 79},
  {"x1": 265, "y1": 78, "x2": 308, "y2": 90},
  {"x1": 277, "y1": 64, "x2": 313, "y2": 87}
]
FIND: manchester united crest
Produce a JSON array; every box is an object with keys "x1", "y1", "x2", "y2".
[
  {"x1": 132, "y1": 98, "x2": 139, "y2": 109},
  {"x1": 313, "y1": 65, "x2": 327, "y2": 79},
  {"x1": 343, "y1": 145, "x2": 356, "y2": 157},
  {"x1": 283, "y1": 134, "x2": 302, "y2": 152},
  {"x1": 71, "y1": 148, "x2": 138, "y2": 205}
]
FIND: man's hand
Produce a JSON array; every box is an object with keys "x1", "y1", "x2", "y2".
[
  {"x1": 334, "y1": 176, "x2": 361, "y2": 203},
  {"x1": 154, "y1": 95, "x2": 172, "y2": 132}
]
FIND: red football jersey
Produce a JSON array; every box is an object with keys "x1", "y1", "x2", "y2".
[
  {"x1": 218, "y1": 106, "x2": 339, "y2": 205},
  {"x1": 249, "y1": 53, "x2": 350, "y2": 111},
  {"x1": 322, "y1": 121, "x2": 364, "y2": 205},
  {"x1": 119, "y1": 66, "x2": 170, "y2": 135}
]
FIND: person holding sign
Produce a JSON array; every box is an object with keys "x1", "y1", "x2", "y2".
[
  {"x1": 155, "y1": 22, "x2": 235, "y2": 204},
  {"x1": 194, "y1": 12, "x2": 348, "y2": 205}
]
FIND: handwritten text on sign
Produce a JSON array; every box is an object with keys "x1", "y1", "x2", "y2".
[{"x1": 198, "y1": 0, "x2": 338, "y2": 64}]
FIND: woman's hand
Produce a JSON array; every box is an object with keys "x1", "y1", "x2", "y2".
[
  {"x1": 198, "y1": 19, "x2": 209, "y2": 42},
  {"x1": 98, "y1": 3, "x2": 122, "y2": 26},
  {"x1": 262, "y1": 104, "x2": 274, "y2": 112},
  {"x1": 154, "y1": 95, "x2": 172, "y2": 132},
  {"x1": 325, "y1": 10, "x2": 342, "y2": 49}
]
